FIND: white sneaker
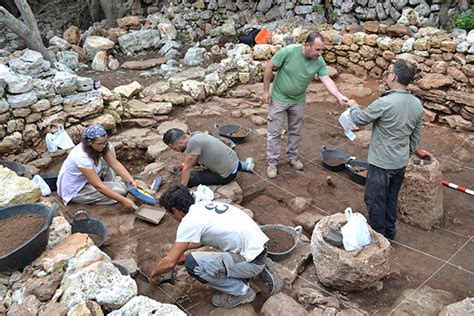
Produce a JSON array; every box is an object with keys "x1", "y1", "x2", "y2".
[
  {"x1": 267, "y1": 165, "x2": 277, "y2": 179},
  {"x1": 290, "y1": 159, "x2": 304, "y2": 170},
  {"x1": 242, "y1": 157, "x2": 255, "y2": 172}
]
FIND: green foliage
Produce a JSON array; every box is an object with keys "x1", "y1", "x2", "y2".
[
  {"x1": 453, "y1": 10, "x2": 474, "y2": 30},
  {"x1": 313, "y1": 4, "x2": 325, "y2": 14}
]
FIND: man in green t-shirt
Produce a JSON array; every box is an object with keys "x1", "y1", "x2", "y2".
[{"x1": 263, "y1": 32, "x2": 348, "y2": 179}]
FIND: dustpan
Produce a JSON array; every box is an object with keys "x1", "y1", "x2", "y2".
[{"x1": 135, "y1": 205, "x2": 166, "y2": 225}]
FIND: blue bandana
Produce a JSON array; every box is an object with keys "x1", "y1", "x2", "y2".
[{"x1": 83, "y1": 124, "x2": 107, "y2": 140}]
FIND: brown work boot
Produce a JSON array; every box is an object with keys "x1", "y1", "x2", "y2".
[{"x1": 267, "y1": 165, "x2": 277, "y2": 179}]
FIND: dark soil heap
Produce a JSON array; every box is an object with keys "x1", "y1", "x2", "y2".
[{"x1": 0, "y1": 214, "x2": 46, "y2": 256}]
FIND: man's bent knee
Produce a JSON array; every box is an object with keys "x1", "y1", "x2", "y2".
[{"x1": 184, "y1": 254, "x2": 208, "y2": 284}]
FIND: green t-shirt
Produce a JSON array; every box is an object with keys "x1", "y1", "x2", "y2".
[{"x1": 271, "y1": 44, "x2": 329, "y2": 104}]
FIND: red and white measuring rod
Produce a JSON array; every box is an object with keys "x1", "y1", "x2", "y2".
[{"x1": 441, "y1": 181, "x2": 474, "y2": 196}]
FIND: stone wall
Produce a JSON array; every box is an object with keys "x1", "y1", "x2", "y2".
[{"x1": 317, "y1": 23, "x2": 473, "y2": 130}]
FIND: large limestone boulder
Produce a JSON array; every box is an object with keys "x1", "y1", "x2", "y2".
[
  {"x1": 33, "y1": 233, "x2": 94, "y2": 272},
  {"x1": 398, "y1": 157, "x2": 443, "y2": 230},
  {"x1": 117, "y1": 29, "x2": 161, "y2": 54},
  {"x1": 63, "y1": 90, "x2": 104, "y2": 119},
  {"x1": 8, "y1": 49, "x2": 51, "y2": 77},
  {"x1": 417, "y1": 73, "x2": 454, "y2": 90},
  {"x1": 108, "y1": 295, "x2": 185, "y2": 316},
  {"x1": 52, "y1": 71, "x2": 78, "y2": 96},
  {"x1": 439, "y1": 297, "x2": 474, "y2": 315},
  {"x1": 311, "y1": 213, "x2": 391, "y2": 291},
  {"x1": 83, "y1": 36, "x2": 114, "y2": 60},
  {"x1": 113, "y1": 81, "x2": 142, "y2": 99},
  {"x1": 126, "y1": 99, "x2": 172, "y2": 117},
  {"x1": 0, "y1": 166, "x2": 41, "y2": 207},
  {"x1": 156, "y1": 120, "x2": 189, "y2": 135},
  {"x1": 392, "y1": 285, "x2": 456, "y2": 315},
  {"x1": 60, "y1": 261, "x2": 137, "y2": 310}
]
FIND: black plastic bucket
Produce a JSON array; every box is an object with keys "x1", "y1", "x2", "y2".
[
  {"x1": 0, "y1": 160, "x2": 25, "y2": 176},
  {"x1": 70, "y1": 211, "x2": 108, "y2": 247},
  {"x1": 40, "y1": 173, "x2": 59, "y2": 192},
  {"x1": 0, "y1": 203, "x2": 57, "y2": 272},
  {"x1": 320, "y1": 145, "x2": 351, "y2": 172},
  {"x1": 215, "y1": 124, "x2": 251, "y2": 143},
  {"x1": 345, "y1": 160, "x2": 369, "y2": 185}
]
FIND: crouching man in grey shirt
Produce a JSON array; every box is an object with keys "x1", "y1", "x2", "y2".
[{"x1": 347, "y1": 59, "x2": 423, "y2": 240}]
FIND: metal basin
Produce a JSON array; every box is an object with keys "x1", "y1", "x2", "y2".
[
  {"x1": 0, "y1": 203, "x2": 57, "y2": 272},
  {"x1": 260, "y1": 224, "x2": 303, "y2": 261},
  {"x1": 70, "y1": 211, "x2": 108, "y2": 247}
]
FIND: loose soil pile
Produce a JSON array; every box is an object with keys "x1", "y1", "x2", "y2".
[
  {"x1": 229, "y1": 127, "x2": 248, "y2": 137},
  {"x1": 265, "y1": 229, "x2": 295, "y2": 253},
  {"x1": 354, "y1": 166, "x2": 368, "y2": 177},
  {"x1": 0, "y1": 214, "x2": 46, "y2": 256},
  {"x1": 325, "y1": 157, "x2": 346, "y2": 166}
]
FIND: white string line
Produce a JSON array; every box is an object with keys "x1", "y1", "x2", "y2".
[
  {"x1": 388, "y1": 236, "x2": 473, "y2": 315},
  {"x1": 390, "y1": 239, "x2": 474, "y2": 276},
  {"x1": 445, "y1": 135, "x2": 474, "y2": 161},
  {"x1": 432, "y1": 226, "x2": 471, "y2": 239},
  {"x1": 438, "y1": 153, "x2": 474, "y2": 172}
]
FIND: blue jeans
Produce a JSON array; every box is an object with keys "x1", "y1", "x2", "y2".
[
  {"x1": 185, "y1": 250, "x2": 266, "y2": 296},
  {"x1": 364, "y1": 164, "x2": 405, "y2": 240}
]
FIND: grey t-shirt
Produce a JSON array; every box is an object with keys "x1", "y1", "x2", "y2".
[
  {"x1": 186, "y1": 132, "x2": 238, "y2": 178},
  {"x1": 350, "y1": 90, "x2": 423, "y2": 170}
]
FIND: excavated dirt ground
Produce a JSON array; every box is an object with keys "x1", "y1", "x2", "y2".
[{"x1": 46, "y1": 73, "x2": 473, "y2": 315}]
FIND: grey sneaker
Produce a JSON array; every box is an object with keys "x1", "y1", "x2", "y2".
[
  {"x1": 259, "y1": 258, "x2": 283, "y2": 295},
  {"x1": 290, "y1": 159, "x2": 304, "y2": 170},
  {"x1": 267, "y1": 164, "x2": 277, "y2": 179},
  {"x1": 211, "y1": 287, "x2": 256, "y2": 309}
]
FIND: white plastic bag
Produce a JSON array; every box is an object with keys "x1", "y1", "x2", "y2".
[
  {"x1": 33, "y1": 174, "x2": 52, "y2": 196},
  {"x1": 45, "y1": 125, "x2": 75, "y2": 152},
  {"x1": 338, "y1": 108, "x2": 357, "y2": 141},
  {"x1": 192, "y1": 185, "x2": 214, "y2": 202},
  {"x1": 341, "y1": 207, "x2": 371, "y2": 251}
]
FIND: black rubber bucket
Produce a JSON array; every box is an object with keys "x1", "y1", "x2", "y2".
[
  {"x1": 320, "y1": 145, "x2": 351, "y2": 172},
  {"x1": 40, "y1": 173, "x2": 59, "y2": 192},
  {"x1": 345, "y1": 160, "x2": 369, "y2": 185},
  {"x1": 0, "y1": 160, "x2": 25, "y2": 176},
  {"x1": 212, "y1": 135, "x2": 236, "y2": 149},
  {"x1": 70, "y1": 211, "x2": 108, "y2": 247},
  {"x1": 0, "y1": 203, "x2": 57, "y2": 272},
  {"x1": 215, "y1": 124, "x2": 251, "y2": 143}
]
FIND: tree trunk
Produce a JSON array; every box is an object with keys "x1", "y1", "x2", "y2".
[
  {"x1": 89, "y1": 0, "x2": 103, "y2": 22},
  {"x1": 99, "y1": 0, "x2": 117, "y2": 28},
  {"x1": 438, "y1": 0, "x2": 454, "y2": 31},
  {"x1": 0, "y1": 0, "x2": 56, "y2": 64},
  {"x1": 324, "y1": 0, "x2": 335, "y2": 24}
]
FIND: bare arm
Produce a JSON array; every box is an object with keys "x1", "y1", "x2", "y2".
[
  {"x1": 80, "y1": 168, "x2": 137, "y2": 209},
  {"x1": 180, "y1": 154, "x2": 199, "y2": 187},
  {"x1": 262, "y1": 59, "x2": 275, "y2": 104},
  {"x1": 319, "y1": 76, "x2": 349, "y2": 106},
  {"x1": 103, "y1": 150, "x2": 135, "y2": 185},
  {"x1": 151, "y1": 241, "x2": 189, "y2": 283}
]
